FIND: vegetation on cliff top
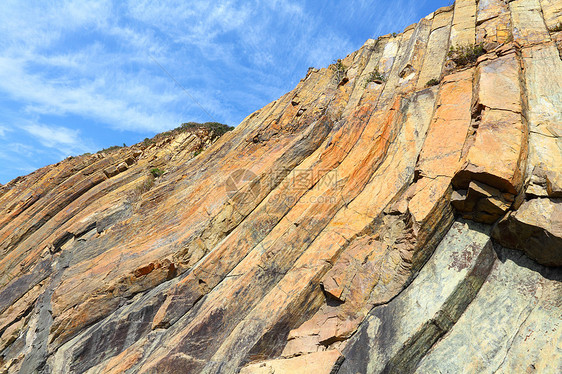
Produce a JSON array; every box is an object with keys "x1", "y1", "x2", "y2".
[
  {"x1": 364, "y1": 68, "x2": 386, "y2": 87},
  {"x1": 331, "y1": 59, "x2": 348, "y2": 83},
  {"x1": 448, "y1": 43, "x2": 486, "y2": 67},
  {"x1": 143, "y1": 122, "x2": 233, "y2": 147},
  {"x1": 426, "y1": 78, "x2": 440, "y2": 87},
  {"x1": 93, "y1": 122, "x2": 233, "y2": 155}
]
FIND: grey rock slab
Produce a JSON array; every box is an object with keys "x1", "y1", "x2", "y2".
[
  {"x1": 415, "y1": 246, "x2": 562, "y2": 373},
  {"x1": 519, "y1": 38, "x2": 562, "y2": 195},
  {"x1": 337, "y1": 220, "x2": 496, "y2": 374}
]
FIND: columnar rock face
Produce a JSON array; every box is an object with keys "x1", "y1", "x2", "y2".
[{"x1": 1, "y1": 1, "x2": 561, "y2": 374}]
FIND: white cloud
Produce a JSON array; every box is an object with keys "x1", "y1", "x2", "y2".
[
  {"x1": 0, "y1": 52, "x2": 181, "y2": 133},
  {"x1": 0, "y1": 125, "x2": 94, "y2": 183},
  {"x1": 22, "y1": 123, "x2": 79, "y2": 147},
  {"x1": 0, "y1": 1, "x2": 186, "y2": 132},
  {"x1": 0, "y1": 0, "x2": 434, "y2": 135},
  {"x1": 20, "y1": 123, "x2": 88, "y2": 153},
  {"x1": 3, "y1": 142, "x2": 37, "y2": 158},
  {"x1": 0, "y1": 0, "x2": 443, "y2": 184},
  {"x1": 0, "y1": 0, "x2": 112, "y2": 50},
  {"x1": 268, "y1": 0, "x2": 304, "y2": 15},
  {"x1": 0, "y1": 143, "x2": 43, "y2": 183},
  {"x1": 0, "y1": 0, "x2": 360, "y2": 135}
]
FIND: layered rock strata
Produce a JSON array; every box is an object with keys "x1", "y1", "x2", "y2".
[{"x1": 0, "y1": 1, "x2": 561, "y2": 373}]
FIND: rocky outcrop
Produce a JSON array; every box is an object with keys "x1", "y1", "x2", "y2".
[
  {"x1": 492, "y1": 198, "x2": 562, "y2": 266},
  {"x1": 415, "y1": 244, "x2": 562, "y2": 373},
  {"x1": 1, "y1": 1, "x2": 561, "y2": 373},
  {"x1": 338, "y1": 220, "x2": 496, "y2": 374}
]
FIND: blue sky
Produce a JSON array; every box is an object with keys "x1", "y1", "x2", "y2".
[{"x1": 0, "y1": 0, "x2": 451, "y2": 184}]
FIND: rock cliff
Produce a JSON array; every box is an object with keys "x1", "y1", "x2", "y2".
[{"x1": 1, "y1": 1, "x2": 561, "y2": 373}]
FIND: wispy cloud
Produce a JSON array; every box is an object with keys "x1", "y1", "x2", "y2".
[
  {"x1": 0, "y1": 120, "x2": 95, "y2": 183},
  {"x1": 20, "y1": 123, "x2": 88, "y2": 153},
  {"x1": 0, "y1": 143, "x2": 44, "y2": 180},
  {"x1": 0, "y1": 0, "x2": 428, "y2": 133},
  {"x1": 0, "y1": 1, "x2": 187, "y2": 133},
  {"x1": 0, "y1": 0, "x2": 449, "y2": 184}
]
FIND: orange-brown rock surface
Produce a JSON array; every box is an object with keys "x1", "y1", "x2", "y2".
[{"x1": 1, "y1": 1, "x2": 561, "y2": 373}]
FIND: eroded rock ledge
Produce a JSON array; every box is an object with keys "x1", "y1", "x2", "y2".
[{"x1": 1, "y1": 1, "x2": 561, "y2": 373}]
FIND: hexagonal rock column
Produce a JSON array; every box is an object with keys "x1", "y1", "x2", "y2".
[{"x1": 335, "y1": 220, "x2": 495, "y2": 374}]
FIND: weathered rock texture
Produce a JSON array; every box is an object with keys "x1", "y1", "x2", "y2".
[{"x1": 1, "y1": 1, "x2": 561, "y2": 373}]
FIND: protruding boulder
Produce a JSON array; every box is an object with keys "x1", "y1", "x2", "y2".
[
  {"x1": 452, "y1": 180, "x2": 513, "y2": 223},
  {"x1": 492, "y1": 198, "x2": 562, "y2": 266},
  {"x1": 116, "y1": 162, "x2": 128, "y2": 173},
  {"x1": 103, "y1": 165, "x2": 119, "y2": 178},
  {"x1": 240, "y1": 351, "x2": 343, "y2": 374}
]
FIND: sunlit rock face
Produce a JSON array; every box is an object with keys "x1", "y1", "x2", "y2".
[{"x1": 1, "y1": 1, "x2": 561, "y2": 373}]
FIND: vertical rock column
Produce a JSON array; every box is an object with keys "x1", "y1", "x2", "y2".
[
  {"x1": 450, "y1": 0, "x2": 477, "y2": 46},
  {"x1": 540, "y1": 0, "x2": 562, "y2": 55},
  {"x1": 476, "y1": 0, "x2": 512, "y2": 47},
  {"x1": 491, "y1": 0, "x2": 562, "y2": 267},
  {"x1": 451, "y1": 45, "x2": 528, "y2": 224},
  {"x1": 416, "y1": 6, "x2": 454, "y2": 90}
]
